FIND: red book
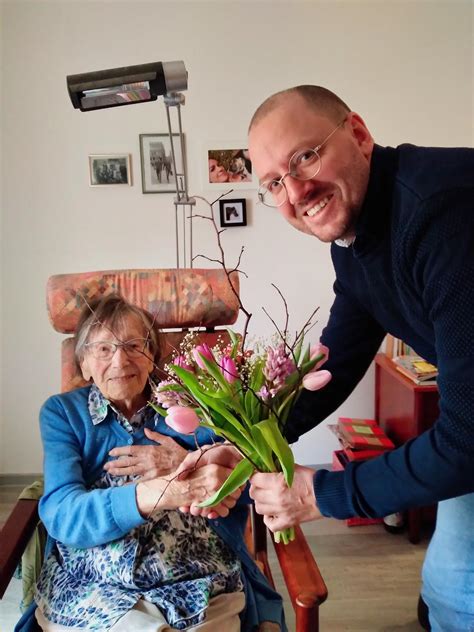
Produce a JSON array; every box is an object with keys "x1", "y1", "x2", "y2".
[
  {"x1": 344, "y1": 446, "x2": 391, "y2": 461},
  {"x1": 337, "y1": 417, "x2": 394, "y2": 451}
]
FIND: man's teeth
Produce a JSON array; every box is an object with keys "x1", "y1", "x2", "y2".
[{"x1": 306, "y1": 196, "x2": 330, "y2": 217}]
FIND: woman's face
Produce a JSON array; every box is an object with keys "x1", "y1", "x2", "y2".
[
  {"x1": 208, "y1": 158, "x2": 229, "y2": 183},
  {"x1": 80, "y1": 314, "x2": 154, "y2": 411}
]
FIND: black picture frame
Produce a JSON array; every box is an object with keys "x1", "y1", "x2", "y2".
[
  {"x1": 88, "y1": 154, "x2": 131, "y2": 186},
  {"x1": 219, "y1": 198, "x2": 247, "y2": 227}
]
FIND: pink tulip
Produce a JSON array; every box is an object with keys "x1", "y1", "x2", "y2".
[
  {"x1": 310, "y1": 343, "x2": 329, "y2": 371},
  {"x1": 192, "y1": 344, "x2": 215, "y2": 369},
  {"x1": 219, "y1": 356, "x2": 239, "y2": 383},
  {"x1": 302, "y1": 370, "x2": 332, "y2": 391},
  {"x1": 173, "y1": 354, "x2": 194, "y2": 372},
  {"x1": 165, "y1": 405, "x2": 200, "y2": 434}
]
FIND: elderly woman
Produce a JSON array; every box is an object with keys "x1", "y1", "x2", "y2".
[{"x1": 17, "y1": 296, "x2": 284, "y2": 632}]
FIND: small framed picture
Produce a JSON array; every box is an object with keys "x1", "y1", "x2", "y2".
[
  {"x1": 89, "y1": 154, "x2": 131, "y2": 186},
  {"x1": 203, "y1": 141, "x2": 256, "y2": 190},
  {"x1": 219, "y1": 198, "x2": 247, "y2": 227},
  {"x1": 139, "y1": 133, "x2": 185, "y2": 194}
]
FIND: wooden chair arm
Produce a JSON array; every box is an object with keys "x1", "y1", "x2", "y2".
[
  {"x1": 272, "y1": 525, "x2": 328, "y2": 632},
  {"x1": 0, "y1": 498, "x2": 39, "y2": 598}
]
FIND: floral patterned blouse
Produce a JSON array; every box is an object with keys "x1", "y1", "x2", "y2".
[{"x1": 35, "y1": 385, "x2": 243, "y2": 630}]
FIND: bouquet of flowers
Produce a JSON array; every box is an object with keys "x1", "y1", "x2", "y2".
[
  {"x1": 150, "y1": 330, "x2": 331, "y2": 544},
  {"x1": 149, "y1": 194, "x2": 332, "y2": 544}
]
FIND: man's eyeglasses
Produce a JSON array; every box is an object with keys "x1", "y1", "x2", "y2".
[
  {"x1": 84, "y1": 338, "x2": 150, "y2": 361},
  {"x1": 257, "y1": 118, "x2": 346, "y2": 208}
]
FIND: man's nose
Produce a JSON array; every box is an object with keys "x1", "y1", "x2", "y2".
[{"x1": 283, "y1": 175, "x2": 309, "y2": 206}]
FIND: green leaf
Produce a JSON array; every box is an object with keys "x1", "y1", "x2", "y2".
[
  {"x1": 249, "y1": 358, "x2": 265, "y2": 392},
  {"x1": 197, "y1": 458, "x2": 254, "y2": 507},
  {"x1": 293, "y1": 336, "x2": 304, "y2": 364},
  {"x1": 198, "y1": 354, "x2": 234, "y2": 393},
  {"x1": 199, "y1": 423, "x2": 254, "y2": 455},
  {"x1": 172, "y1": 365, "x2": 209, "y2": 397},
  {"x1": 148, "y1": 401, "x2": 168, "y2": 416},
  {"x1": 249, "y1": 425, "x2": 274, "y2": 471},
  {"x1": 244, "y1": 388, "x2": 256, "y2": 418},
  {"x1": 253, "y1": 417, "x2": 295, "y2": 486},
  {"x1": 227, "y1": 328, "x2": 241, "y2": 358},
  {"x1": 156, "y1": 382, "x2": 186, "y2": 393}
]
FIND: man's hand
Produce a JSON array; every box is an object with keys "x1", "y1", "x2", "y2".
[
  {"x1": 136, "y1": 463, "x2": 235, "y2": 518},
  {"x1": 249, "y1": 465, "x2": 322, "y2": 532},
  {"x1": 104, "y1": 429, "x2": 188, "y2": 480}
]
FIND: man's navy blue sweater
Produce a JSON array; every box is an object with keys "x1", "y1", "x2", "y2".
[{"x1": 286, "y1": 143, "x2": 474, "y2": 519}]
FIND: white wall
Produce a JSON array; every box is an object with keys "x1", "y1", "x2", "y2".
[{"x1": 1, "y1": 0, "x2": 472, "y2": 473}]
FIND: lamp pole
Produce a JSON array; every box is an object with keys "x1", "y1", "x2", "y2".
[{"x1": 164, "y1": 93, "x2": 195, "y2": 269}]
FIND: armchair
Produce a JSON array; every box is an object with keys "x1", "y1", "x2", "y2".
[{"x1": 0, "y1": 268, "x2": 327, "y2": 631}]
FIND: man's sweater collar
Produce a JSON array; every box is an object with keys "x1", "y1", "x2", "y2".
[{"x1": 349, "y1": 144, "x2": 399, "y2": 256}]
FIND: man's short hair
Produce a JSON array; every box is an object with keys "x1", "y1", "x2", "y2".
[{"x1": 249, "y1": 85, "x2": 350, "y2": 132}]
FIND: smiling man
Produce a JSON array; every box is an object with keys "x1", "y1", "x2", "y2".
[{"x1": 247, "y1": 85, "x2": 474, "y2": 632}]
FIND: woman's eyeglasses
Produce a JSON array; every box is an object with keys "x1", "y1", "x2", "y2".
[{"x1": 84, "y1": 339, "x2": 150, "y2": 361}]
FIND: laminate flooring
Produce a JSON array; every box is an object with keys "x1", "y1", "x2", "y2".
[{"x1": 0, "y1": 485, "x2": 428, "y2": 631}]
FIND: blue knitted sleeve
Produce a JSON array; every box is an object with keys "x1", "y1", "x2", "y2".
[{"x1": 317, "y1": 188, "x2": 474, "y2": 519}]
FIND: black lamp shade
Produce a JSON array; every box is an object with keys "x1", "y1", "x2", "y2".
[{"x1": 67, "y1": 61, "x2": 187, "y2": 111}]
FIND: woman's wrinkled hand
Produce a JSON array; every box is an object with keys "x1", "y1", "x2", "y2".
[
  {"x1": 174, "y1": 444, "x2": 245, "y2": 519},
  {"x1": 136, "y1": 463, "x2": 235, "y2": 518},
  {"x1": 104, "y1": 428, "x2": 188, "y2": 480},
  {"x1": 175, "y1": 443, "x2": 242, "y2": 479}
]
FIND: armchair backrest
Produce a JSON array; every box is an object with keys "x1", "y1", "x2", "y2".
[{"x1": 46, "y1": 268, "x2": 239, "y2": 392}]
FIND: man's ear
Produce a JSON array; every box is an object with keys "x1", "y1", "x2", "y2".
[
  {"x1": 80, "y1": 357, "x2": 92, "y2": 382},
  {"x1": 347, "y1": 112, "x2": 374, "y2": 159}
]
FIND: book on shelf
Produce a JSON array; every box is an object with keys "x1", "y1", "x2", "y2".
[
  {"x1": 337, "y1": 417, "x2": 395, "y2": 452},
  {"x1": 384, "y1": 334, "x2": 416, "y2": 358},
  {"x1": 392, "y1": 354, "x2": 438, "y2": 384}
]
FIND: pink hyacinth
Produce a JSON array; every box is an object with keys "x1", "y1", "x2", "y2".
[
  {"x1": 192, "y1": 344, "x2": 215, "y2": 369},
  {"x1": 219, "y1": 356, "x2": 239, "y2": 383},
  {"x1": 310, "y1": 343, "x2": 329, "y2": 371},
  {"x1": 165, "y1": 405, "x2": 200, "y2": 434},
  {"x1": 263, "y1": 343, "x2": 296, "y2": 396},
  {"x1": 153, "y1": 379, "x2": 188, "y2": 409},
  {"x1": 302, "y1": 370, "x2": 332, "y2": 391}
]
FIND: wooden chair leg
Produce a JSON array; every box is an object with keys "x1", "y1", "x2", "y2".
[{"x1": 296, "y1": 599, "x2": 320, "y2": 632}]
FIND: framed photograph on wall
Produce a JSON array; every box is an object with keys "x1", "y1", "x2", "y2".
[
  {"x1": 202, "y1": 141, "x2": 256, "y2": 189},
  {"x1": 89, "y1": 154, "x2": 131, "y2": 186},
  {"x1": 219, "y1": 198, "x2": 247, "y2": 227},
  {"x1": 139, "y1": 133, "x2": 185, "y2": 194}
]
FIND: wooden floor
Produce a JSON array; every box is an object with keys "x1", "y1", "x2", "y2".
[
  {"x1": 1, "y1": 485, "x2": 429, "y2": 631},
  {"x1": 269, "y1": 518, "x2": 428, "y2": 631}
]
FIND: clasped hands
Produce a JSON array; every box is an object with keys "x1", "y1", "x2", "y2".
[
  {"x1": 106, "y1": 431, "x2": 241, "y2": 519},
  {"x1": 107, "y1": 433, "x2": 321, "y2": 528}
]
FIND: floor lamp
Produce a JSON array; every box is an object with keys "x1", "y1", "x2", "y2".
[{"x1": 67, "y1": 60, "x2": 195, "y2": 268}]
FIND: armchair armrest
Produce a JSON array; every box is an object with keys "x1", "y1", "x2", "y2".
[
  {"x1": 0, "y1": 498, "x2": 39, "y2": 598},
  {"x1": 249, "y1": 507, "x2": 327, "y2": 632},
  {"x1": 273, "y1": 526, "x2": 328, "y2": 631}
]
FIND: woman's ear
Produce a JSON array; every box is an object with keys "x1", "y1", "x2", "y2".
[{"x1": 80, "y1": 357, "x2": 92, "y2": 382}]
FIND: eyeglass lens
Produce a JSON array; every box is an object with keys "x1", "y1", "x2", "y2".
[
  {"x1": 86, "y1": 340, "x2": 148, "y2": 360},
  {"x1": 259, "y1": 151, "x2": 322, "y2": 207}
]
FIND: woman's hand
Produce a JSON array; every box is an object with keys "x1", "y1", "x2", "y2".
[
  {"x1": 136, "y1": 463, "x2": 235, "y2": 518},
  {"x1": 104, "y1": 429, "x2": 188, "y2": 479},
  {"x1": 175, "y1": 443, "x2": 242, "y2": 478},
  {"x1": 176, "y1": 444, "x2": 244, "y2": 519}
]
